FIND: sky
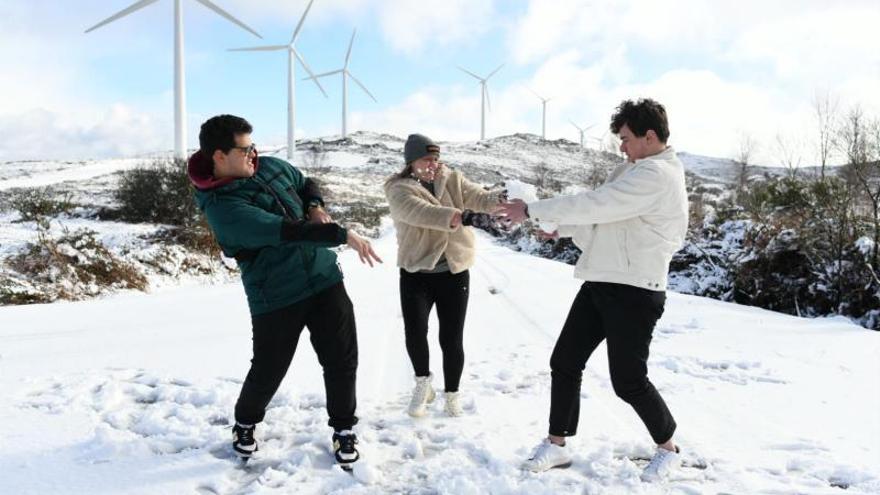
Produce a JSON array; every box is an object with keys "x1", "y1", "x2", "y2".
[{"x1": 1, "y1": 0, "x2": 879, "y2": 165}]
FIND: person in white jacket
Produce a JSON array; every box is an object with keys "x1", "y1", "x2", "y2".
[{"x1": 496, "y1": 99, "x2": 689, "y2": 482}]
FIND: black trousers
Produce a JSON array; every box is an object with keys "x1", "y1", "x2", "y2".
[
  {"x1": 399, "y1": 269, "x2": 470, "y2": 392},
  {"x1": 548, "y1": 281, "x2": 676, "y2": 444},
  {"x1": 234, "y1": 282, "x2": 358, "y2": 431}
]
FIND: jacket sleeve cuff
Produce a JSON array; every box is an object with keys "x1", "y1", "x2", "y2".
[{"x1": 280, "y1": 220, "x2": 347, "y2": 245}]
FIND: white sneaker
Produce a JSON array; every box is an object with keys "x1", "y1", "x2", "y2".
[
  {"x1": 407, "y1": 374, "x2": 435, "y2": 417},
  {"x1": 444, "y1": 391, "x2": 464, "y2": 417},
  {"x1": 640, "y1": 446, "x2": 681, "y2": 482},
  {"x1": 523, "y1": 438, "x2": 572, "y2": 472}
]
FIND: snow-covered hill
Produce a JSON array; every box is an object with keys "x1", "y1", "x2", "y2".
[{"x1": 1, "y1": 227, "x2": 877, "y2": 494}]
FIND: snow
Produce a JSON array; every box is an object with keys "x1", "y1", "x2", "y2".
[
  {"x1": 856, "y1": 236, "x2": 875, "y2": 257},
  {"x1": 505, "y1": 179, "x2": 557, "y2": 233},
  {"x1": 2, "y1": 227, "x2": 878, "y2": 494},
  {"x1": 0, "y1": 158, "x2": 146, "y2": 191}
]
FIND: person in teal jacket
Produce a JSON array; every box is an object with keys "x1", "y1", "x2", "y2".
[{"x1": 188, "y1": 114, "x2": 381, "y2": 468}]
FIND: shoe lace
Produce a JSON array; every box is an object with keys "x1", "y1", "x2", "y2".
[
  {"x1": 411, "y1": 380, "x2": 430, "y2": 403},
  {"x1": 529, "y1": 439, "x2": 551, "y2": 460},
  {"x1": 645, "y1": 448, "x2": 671, "y2": 472},
  {"x1": 235, "y1": 425, "x2": 255, "y2": 445},
  {"x1": 335, "y1": 432, "x2": 358, "y2": 454}
]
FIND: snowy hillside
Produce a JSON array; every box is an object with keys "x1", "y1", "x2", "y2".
[{"x1": 1, "y1": 227, "x2": 878, "y2": 494}]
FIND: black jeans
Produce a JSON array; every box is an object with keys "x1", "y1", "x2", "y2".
[
  {"x1": 399, "y1": 269, "x2": 470, "y2": 392},
  {"x1": 235, "y1": 282, "x2": 358, "y2": 431},
  {"x1": 548, "y1": 281, "x2": 676, "y2": 444}
]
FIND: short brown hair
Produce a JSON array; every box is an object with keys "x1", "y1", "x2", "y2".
[{"x1": 610, "y1": 98, "x2": 670, "y2": 143}]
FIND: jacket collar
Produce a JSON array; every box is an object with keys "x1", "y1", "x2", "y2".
[
  {"x1": 187, "y1": 149, "x2": 260, "y2": 191},
  {"x1": 386, "y1": 165, "x2": 450, "y2": 201}
]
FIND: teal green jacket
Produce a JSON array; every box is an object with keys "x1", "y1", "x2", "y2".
[{"x1": 188, "y1": 152, "x2": 348, "y2": 316}]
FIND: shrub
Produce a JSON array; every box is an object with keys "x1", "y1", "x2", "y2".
[
  {"x1": 114, "y1": 158, "x2": 200, "y2": 226},
  {"x1": 8, "y1": 187, "x2": 75, "y2": 222}
]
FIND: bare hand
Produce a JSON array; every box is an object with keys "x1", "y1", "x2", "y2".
[
  {"x1": 494, "y1": 199, "x2": 529, "y2": 225},
  {"x1": 450, "y1": 210, "x2": 462, "y2": 228},
  {"x1": 536, "y1": 229, "x2": 559, "y2": 241},
  {"x1": 307, "y1": 206, "x2": 332, "y2": 224},
  {"x1": 346, "y1": 230, "x2": 383, "y2": 267}
]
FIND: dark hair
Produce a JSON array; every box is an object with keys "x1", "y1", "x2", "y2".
[
  {"x1": 198, "y1": 114, "x2": 253, "y2": 157},
  {"x1": 610, "y1": 98, "x2": 670, "y2": 143}
]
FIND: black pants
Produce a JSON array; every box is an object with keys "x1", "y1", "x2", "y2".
[
  {"x1": 235, "y1": 282, "x2": 358, "y2": 431},
  {"x1": 399, "y1": 269, "x2": 470, "y2": 392},
  {"x1": 548, "y1": 281, "x2": 676, "y2": 444}
]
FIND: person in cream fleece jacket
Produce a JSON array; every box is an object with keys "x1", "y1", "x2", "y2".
[
  {"x1": 384, "y1": 133, "x2": 505, "y2": 418},
  {"x1": 497, "y1": 99, "x2": 689, "y2": 482}
]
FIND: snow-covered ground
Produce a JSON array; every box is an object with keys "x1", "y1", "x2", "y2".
[{"x1": 2, "y1": 226, "x2": 878, "y2": 494}]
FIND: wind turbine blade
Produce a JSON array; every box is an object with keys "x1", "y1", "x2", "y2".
[
  {"x1": 527, "y1": 87, "x2": 543, "y2": 100},
  {"x1": 349, "y1": 72, "x2": 378, "y2": 103},
  {"x1": 302, "y1": 69, "x2": 344, "y2": 80},
  {"x1": 85, "y1": 0, "x2": 159, "y2": 33},
  {"x1": 294, "y1": 49, "x2": 328, "y2": 97},
  {"x1": 194, "y1": 0, "x2": 262, "y2": 38},
  {"x1": 227, "y1": 45, "x2": 288, "y2": 52},
  {"x1": 290, "y1": 0, "x2": 316, "y2": 44},
  {"x1": 344, "y1": 29, "x2": 357, "y2": 69},
  {"x1": 569, "y1": 119, "x2": 583, "y2": 132},
  {"x1": 484, "y1": 84, "x2": 492, "y2": 113},
  {"x1": 457, "y1": 66, "x2": 483, "y2": 81},
  {"x1": 486, "y1": 63, "x2": 504, "y2": 80}
]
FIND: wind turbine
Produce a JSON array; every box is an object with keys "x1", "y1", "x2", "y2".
[
  {"x1": 229, "y1": 0, "x2": 327, "y2": 159},
  {"x1": 457, "y1": 64, "x2": 503, "y2": 141},
  {"x1": 85, "y1": 0, "x2": 262, "y2": 160},
  {"x1": 529, "y1": 88, "x2": 552, "y2": 140},
  {"x1": 304, "y1": 29, "x2": 377, "y2": 139},
  {"x1": 569, "y1": 120, "x2": 595, "y2": 148}
]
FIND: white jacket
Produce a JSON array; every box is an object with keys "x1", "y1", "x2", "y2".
[{"x1": 528, "y1": 147, "x2": 688, "y2": 291}]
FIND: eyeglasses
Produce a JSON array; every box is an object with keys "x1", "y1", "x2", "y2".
[{"x1": 230, "y1": 144, "x2": 256, "y2": 155}]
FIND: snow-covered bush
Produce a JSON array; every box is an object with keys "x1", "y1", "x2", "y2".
[
  {"x1": 4, "y1": 223, "x2": 147, "y2": 303},
  {"x1": 8, "y1": 187, "x2": 75, "y2": 222}
]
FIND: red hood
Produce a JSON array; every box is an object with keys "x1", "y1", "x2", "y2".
[{"x1": 187, "y1": 149, "x2": 259, "y2": 190}]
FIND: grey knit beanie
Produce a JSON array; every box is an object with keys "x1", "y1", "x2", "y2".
[{"x1": 404, "y1": 133, "x2": 440, "y2": 164}]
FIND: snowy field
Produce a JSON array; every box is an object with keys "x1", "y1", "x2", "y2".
[{"x1": 1, "y1": 225, "x2": 878, "y2": 495}]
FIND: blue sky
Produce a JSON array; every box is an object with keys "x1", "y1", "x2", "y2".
[{"x1": 2, "y1": 0, "x2": 879, "y2": 164}]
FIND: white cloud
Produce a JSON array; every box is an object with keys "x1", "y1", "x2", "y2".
[
  {"x1": 225, "y1": 0, "x2": 498, "y2": 56},
  {"x1": 0, "y1": 105, "x2": 168, "y2": 162},
  {"x1": 501, "y1": 0, "x2": 880, "y2": 164}
]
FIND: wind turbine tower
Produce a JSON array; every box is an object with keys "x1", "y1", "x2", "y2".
[
  {"x1": 570, "y1": 120, "x2": 595, "y2": 148},
  {"x1": 529, "y1": 88, "x2": 552, "y2": 140},
  {"x1": 229, "y1": 0, "x2": 328, "y2": 159},
  {"x1": 457, "y1": 64, "x2": 503, "y2": 141},
  {"x1": 86, "y1": 0, "x2": 262, "y2": 160},
  {"x1": 305, "y1": 29, "x2": 377, "y2": 139}
]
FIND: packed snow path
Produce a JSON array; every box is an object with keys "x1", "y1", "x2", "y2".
[{"x1": 1, "y1": 227, "x2": 878, "y2": 494}]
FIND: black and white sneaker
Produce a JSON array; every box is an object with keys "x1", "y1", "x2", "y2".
[
  {"x1": 232, "y1": 423, "x2": 258, "y2": 458},
  {"x1": 332, "y1": 430, "x2": 360, "y2": 469}
]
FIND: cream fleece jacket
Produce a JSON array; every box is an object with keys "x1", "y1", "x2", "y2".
[{"x1": 385, "y1": 167, "x2": 503, "y2": 273}]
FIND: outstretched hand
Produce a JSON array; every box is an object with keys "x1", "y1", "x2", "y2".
[
  {"x1": 494, "y1": 199, "x2": 529, "y2": 225},
  {"x1": 346, "y1": 230, "x2": 383, "y2": 267}
]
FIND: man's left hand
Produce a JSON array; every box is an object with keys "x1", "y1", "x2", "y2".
[{"x1": 307, "y1": 206, "x2": 332, "y2": 224}]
